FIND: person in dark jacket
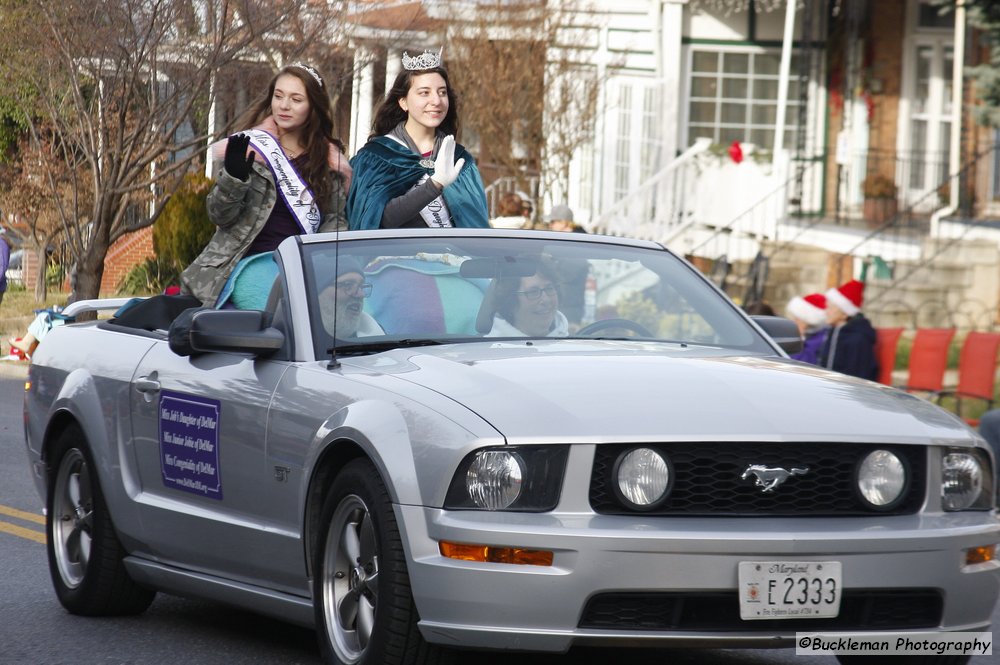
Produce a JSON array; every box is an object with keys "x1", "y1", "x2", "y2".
[
  {"x1": 818, "y1": 279, "x2": 878, "y2": 380},
  {"x1": 785, "y1": 292, "x2": 827, "y2": 365}
]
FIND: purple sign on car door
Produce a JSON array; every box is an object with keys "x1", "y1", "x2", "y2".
[{"x1": 158, "y1": 390, "x2": 223, "y2": 499}]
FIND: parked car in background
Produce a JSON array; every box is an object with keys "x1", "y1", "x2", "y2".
[{"x1": 24, "y1": 229, "x2": 999, "y2": 665}]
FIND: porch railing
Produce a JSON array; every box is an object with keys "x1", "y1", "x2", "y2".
[
  {"x1": 590, "y1": 137, "x2": 713, "y2": 241},
  {"x1": 483, "y1": 174, "x2": 540, "y2": 222},
  {"x1": 830, "y1": 141, "x2": 1000, "y2": 309}
]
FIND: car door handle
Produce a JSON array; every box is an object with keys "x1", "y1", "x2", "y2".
[{"x1": 135, "y1": 377, "x2": 161, "y2": 393}]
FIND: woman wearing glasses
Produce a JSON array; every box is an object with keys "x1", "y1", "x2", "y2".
[{"x1": 485, "y1": 260, "x2": 568, "y2": 338}]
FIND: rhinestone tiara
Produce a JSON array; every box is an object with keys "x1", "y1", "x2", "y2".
[
  {"x1": 288, "y1": 62, "x2": 323, "y2": 87},
  {"x1": 401, "y1": 48, "x2": 443, "y2": 71}
]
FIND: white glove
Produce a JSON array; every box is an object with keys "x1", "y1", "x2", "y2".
[{"x1": 430, "y1": 135, "x2": 465, "y2": 189}]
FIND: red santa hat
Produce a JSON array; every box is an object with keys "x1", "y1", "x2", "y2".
[
  {"x1": 786, "y1": 293, "x2": 827, "y2": 327},
  {"x1": 825, "y1": 279, "x2": 864, "y2": 317}
]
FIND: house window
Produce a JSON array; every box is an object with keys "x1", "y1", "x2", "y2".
[
  {"x1": 687, "y1": 49, "x2": 799, "y2": 149},
  {"x1": 614, "y1": 85, "x2": 632, "y2": 200},
  {"x1": 607, "y1": 80, "x2": 665, "y2": 205},
  {"x1": 917, "y1": 0, "x2": 954, "y2": 30},
  {"x1": 905, "y1": 43, "x2": 952, "y2": 198}
]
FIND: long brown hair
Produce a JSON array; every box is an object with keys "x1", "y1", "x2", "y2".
[
  {"x1": 235, "y1": 64, "x2": 344, "y2": 212},
  {"x1": 370, "y1": 66, "x2": 460, "y2": 140}
]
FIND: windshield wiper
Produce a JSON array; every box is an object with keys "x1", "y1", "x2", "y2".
[{"x1": 328, "y1": 338, "x2": 445, "y2": 356}]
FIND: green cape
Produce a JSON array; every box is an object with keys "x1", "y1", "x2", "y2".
[{"x1": 346, "y1": 136, "x2": 489, "y2": 230}]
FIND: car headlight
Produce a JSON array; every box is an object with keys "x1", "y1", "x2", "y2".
[
  {"x1": 856, "y1": 449, "x2": 907, "y2": 509},
  {"x1": 942, "y1": 448, "x2": 993, "y2": 511},
  {"x1": 613, "y1": 447, "x2": 671, "y2": 510},
  {"x1": 445, "y1": 446, "x2": 568, "y2": 511},
  {"x1": 467, "y1": 451, "x2": 523, "y2": 510}
]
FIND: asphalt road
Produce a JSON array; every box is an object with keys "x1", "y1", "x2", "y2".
[{"x1": 0, "y1": 363, "x2": 994, "y2": 665}]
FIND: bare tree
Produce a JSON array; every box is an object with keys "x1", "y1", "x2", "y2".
[
  {"x1": 0, "y1": 0, "x2": 350, "y2": 305},
  {"x1": 425, "y1": 1, "x2": 603, "y2": 208},
  {"x1": 0, "y1": 128, "x2": 87, "y2": 301}
]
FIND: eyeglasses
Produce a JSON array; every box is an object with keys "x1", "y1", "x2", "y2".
[
  {"x1": 516, "y1": 285, "x2": 557, "y2": 301},
  {"x1": 335, "y1": 279, "x2": 373, "y2": 297}
]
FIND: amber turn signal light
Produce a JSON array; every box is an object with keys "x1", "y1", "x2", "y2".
[
  {"x1": 439, "y1": 541, "x2": 553, "y2": 566},
  {"x1": 965, "y1": 544, "x2": 997, "y2": 566}
]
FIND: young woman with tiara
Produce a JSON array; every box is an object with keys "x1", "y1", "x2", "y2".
[
  {"x1": 346, "y1": 48, "x2": 489, "y2": 229},
  {"x1": 180, "y1": 62, "x2": 353, "y2": 308}
]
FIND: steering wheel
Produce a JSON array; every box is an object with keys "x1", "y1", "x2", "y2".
[{"x1": 576, "y1": 318, "x2": 653, "y2": 338}]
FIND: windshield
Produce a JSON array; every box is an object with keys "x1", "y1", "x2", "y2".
[{"x1": 301, "y1": 235, "x2": 775, "y2": 357}]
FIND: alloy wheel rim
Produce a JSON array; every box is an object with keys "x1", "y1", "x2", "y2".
[
  {"x1": 52, "y1": 448, "x2": 93, "y2": 588},
  {"x1": 323, "y1": 494, "x2": 379, "y2": 662}
]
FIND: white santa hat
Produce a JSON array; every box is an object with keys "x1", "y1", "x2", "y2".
[
  {"x1": 786, "y1": 293, "x2": 827, "y2": 327},
  {"x1": 825, "y1": 279, "x2": 864, "y2": 317}
]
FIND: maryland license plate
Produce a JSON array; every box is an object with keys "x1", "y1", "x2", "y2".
[{"x1": 738, "y1": 561, "x2": 842, "y2": 620}]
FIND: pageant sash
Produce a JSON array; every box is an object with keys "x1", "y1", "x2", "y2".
[
  {"x1": 243, "y1": 129, "x2": 321, "y2": 233},
  {"x1": 384, "y1": 134, "x2": 453, "y2": 228}
]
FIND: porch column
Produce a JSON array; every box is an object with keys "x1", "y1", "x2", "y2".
[
  {"x1": 349, "y1": 45, "x2": 376, "y2": 155},
  {"x1": 204, "y1": 69, "x2": 217, "y2": 178},
  {"x1": 659, "y1": 0, "x2": 686, "y2": 161},
  {"x1": 385, "y1": 48, "x2": 401, "y2": 95},
  {"x1": 949, "y1": 1, "x2": 966, "y2": 209},
  {"x1": 772, "y1": 0, "x2": 797, "y2": 167}
]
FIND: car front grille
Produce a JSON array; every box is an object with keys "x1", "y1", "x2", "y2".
[
  {"x1": 589, "y1": 442, "x2": 926, "y2": 516},
  {"x1": 578, "y1": 590, "x2": 943, "y2": 631}
]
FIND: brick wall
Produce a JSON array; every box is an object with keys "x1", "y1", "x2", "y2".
[
  {"x1": 100, "y1": 225, "x2": 155, "y2": 294},
  {"x1": 19, "y1": 226, "x2": 156, "y2": 295}
]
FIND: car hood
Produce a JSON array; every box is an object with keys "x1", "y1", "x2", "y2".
[{"x1": 343, "y1": 340, "x2": 974, "y2": 444}]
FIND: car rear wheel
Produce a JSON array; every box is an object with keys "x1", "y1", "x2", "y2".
[
  {"x1": 47, "y1": 424, "x2": 155, "y2": 615},
  {"x1": 314, "y1": 458, "x2": 451, "y2": 665}
]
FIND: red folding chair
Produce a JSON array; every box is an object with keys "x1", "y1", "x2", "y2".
[
  {"x1": 874, "y1": 327, "x2": 904, "y2": 386},
  {"x1": 935, "y1": 331, "x2": 1000, "y2": 426},
  {"x1": 902, "y1": 328, "x2": 956, "y2": 395}
]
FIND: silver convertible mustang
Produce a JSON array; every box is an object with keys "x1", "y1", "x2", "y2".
[{"x1": 24, "y1": 230, "x2": 1000, "y2": 665}]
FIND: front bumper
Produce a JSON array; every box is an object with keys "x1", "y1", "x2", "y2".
[{"x1": 396, "y1": 505, "x2": 1000, "y2": 653}]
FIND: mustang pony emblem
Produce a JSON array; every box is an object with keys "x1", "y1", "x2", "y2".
[{"x1": 741, "y1": 465, "x2": 809, "y2": 493}]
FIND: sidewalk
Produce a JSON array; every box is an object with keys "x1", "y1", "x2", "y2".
[{"x1": 0, "y1": 359, "x2": 30, "y2": 378}]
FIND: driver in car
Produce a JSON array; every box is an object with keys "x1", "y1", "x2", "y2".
[
  {"x1": 318, "y1": 257, "x2": 385, "y2": 338},
  {"x1": 485, "y1": 259, "x2": 569, "y2": 338}
]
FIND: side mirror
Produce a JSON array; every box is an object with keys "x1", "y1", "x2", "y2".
[
  {"x1": 751, "y1": 315, "x2": 803, "y2": 355},
  {"x1": 169, "y1": 309, "x2": 283, "y2": 357}
]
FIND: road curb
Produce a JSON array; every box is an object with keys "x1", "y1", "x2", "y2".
[{"x1": 0, "y1": 361, "x2": 30, "y2": 379}]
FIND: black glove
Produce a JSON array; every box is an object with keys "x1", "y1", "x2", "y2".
[{"x1": 223, "y1": 134, "x2": 255, "y2": 181}]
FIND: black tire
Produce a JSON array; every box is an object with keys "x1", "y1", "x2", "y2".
[
  {"x1": 837, "y1": 656, "x2": 971, "y2": 665},
  {"x1": 46, "y1": 423, "x2": 155, "y2": 615},
  {"x1": 314, "y1": 458, "x2": 450, "y2": 665}
]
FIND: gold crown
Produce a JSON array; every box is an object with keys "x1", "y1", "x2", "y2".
[{"x1": 401, "y1": 48, "x2": 442, "y2": 71}]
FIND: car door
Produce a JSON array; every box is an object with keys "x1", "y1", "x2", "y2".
[{"x1": 128, "y1": 342, "x2": 304, "y2": 592}]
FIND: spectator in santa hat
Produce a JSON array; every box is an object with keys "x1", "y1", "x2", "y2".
[
  {"x1": 785, "y1": 292, "x2": 828, "y2": 365},
  {"x1": 818, "y1": 279, "x2": 878, "y2": 380}
]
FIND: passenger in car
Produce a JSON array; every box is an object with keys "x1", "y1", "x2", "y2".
[
  {"x1": 346, "y1": 48, "x2": 489, "y2": 230},
  {"x1": 317, "y1": 257, "x2": 384, "y2": 338},
  {"x1": 181, "y1": 62, "x2": 351, "y2": 308},
  {"x1": 484, "y1": 260, "x2": 569, "y2": 338}
]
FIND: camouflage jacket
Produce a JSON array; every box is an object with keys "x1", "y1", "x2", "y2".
[{"x1": 180, "y1": 161, "x2": 347, "y2": 307}]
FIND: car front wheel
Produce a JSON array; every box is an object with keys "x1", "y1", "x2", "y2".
[
  {"x1": 46, "y1": 424, "x2": 155, "y2": 615},
  {"x1": 314, "y1": 458, "x2": 450, "y2": 665}
]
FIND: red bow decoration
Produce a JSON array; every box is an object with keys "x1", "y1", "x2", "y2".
[{"x1": 728, "y1": 140, "x2": 744, "y2": 164}]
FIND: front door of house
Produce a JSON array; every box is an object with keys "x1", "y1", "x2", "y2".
[{"x1": 899, "y1": 1, "x2": 955, "y2": 210}]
